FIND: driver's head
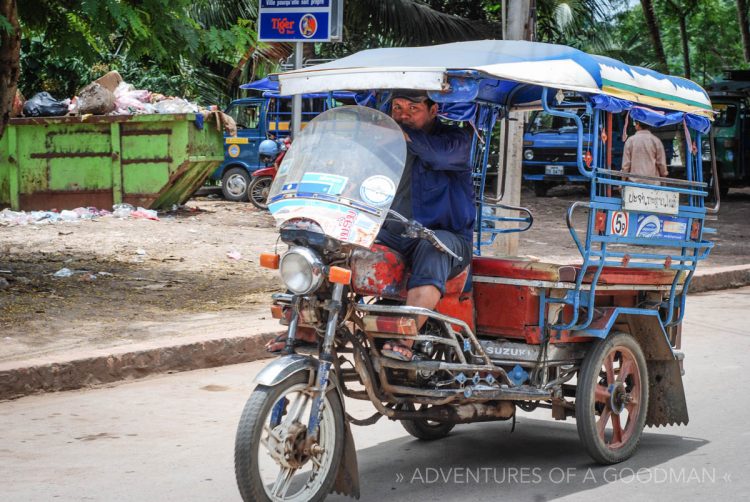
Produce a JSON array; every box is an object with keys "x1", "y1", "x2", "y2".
[{"x1": 391, "y1": 90, "x2": 438, "y2": 131}]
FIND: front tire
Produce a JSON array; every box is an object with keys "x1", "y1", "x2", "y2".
[
  {"x1": 222, "y1": 167, "x2": 251, "y2": 202},
  {"x1": 576, "y1": 332, "x2": 648, "y2": 464},
  {"x1": 235, "y1": 372, "x2": 345, "y2": 502},
  {"x1": 249, "y1": 175, "x2": 274, "y2": 210}
]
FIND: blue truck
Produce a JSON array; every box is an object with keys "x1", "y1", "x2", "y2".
[
  {"x1": 209, "y1": 79, "x2": 355, "y2": 201},
  {"x1": 522, "y1": 109, "x2": 625, "y2": 196}
]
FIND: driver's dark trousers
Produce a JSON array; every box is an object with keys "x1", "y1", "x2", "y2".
[{"x1": 376, "y1": 228, "x2": 472, "y2": 296}]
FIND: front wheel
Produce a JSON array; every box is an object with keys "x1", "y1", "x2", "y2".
[
  {"x1": 575, "y1": 332, "x2": 649, "y2": 464},
  {"x1": 249, "y1": 175, "x2": 274, "y2": 210},
  {"x1": 235, "y1": 372, "x2": 345, "y2": 502}
]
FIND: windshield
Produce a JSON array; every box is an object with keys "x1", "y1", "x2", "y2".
[
  {"x1": 268, "y1": 106, "x2": 407, "y2": 248},
  {"x1": 713, "y1": 103, "x2": 737, "y2": 127},
  {"x1": 527, "y1": 110, "x2": 591, "y2": 134}
]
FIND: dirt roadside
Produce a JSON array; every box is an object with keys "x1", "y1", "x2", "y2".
[{"x1": 1, "y1": 187, "x2": 749, "y2": 365}]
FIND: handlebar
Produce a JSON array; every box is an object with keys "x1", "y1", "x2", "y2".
[{"x1": 387, "y1": 210, "x2": 463, "y2": 262}]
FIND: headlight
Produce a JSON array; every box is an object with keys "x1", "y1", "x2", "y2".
[
  {"x1": 524, "y1": 149, "x2": 534, "y2": 160},
  {"x1": 701, "y1": 141, "x2": 711, "y2": 162},
  {"x1": 279, "y1": 247, "x2": 324, "y2": 295}
]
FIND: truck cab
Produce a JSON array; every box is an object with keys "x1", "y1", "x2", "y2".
[
  {"x1": 209, "y1": 95, "x2": 330, "y2": 201},
  {"x1": 522, "y1": 109, "x2": 625, "y2": 196}
]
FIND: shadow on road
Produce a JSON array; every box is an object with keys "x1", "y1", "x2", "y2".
[{"x1": 331, "y1": 417, "x2": 708, "y2": 501}]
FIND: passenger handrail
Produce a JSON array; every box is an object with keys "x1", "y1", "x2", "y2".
[
  {"x1": 541, "y1": 87, "x2": 594, "y2": 179},
  {"x1": 595, "y1": 168, "x2": 708, "y2": 188}
]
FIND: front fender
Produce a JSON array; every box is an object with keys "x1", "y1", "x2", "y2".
[{"x1": 254, "y1": 354, "x2": 319, "y2": 387}]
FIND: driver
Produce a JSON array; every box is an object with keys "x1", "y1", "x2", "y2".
[{"x1": 379, "y1": 90, "x2": 474, "y2": 361}]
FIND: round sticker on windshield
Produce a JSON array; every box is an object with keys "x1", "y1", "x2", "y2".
[{"x1": 360, "y1": 175, "x2": 396, "y2": 206}]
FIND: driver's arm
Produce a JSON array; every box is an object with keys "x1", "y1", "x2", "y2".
[{"x1": 403, "y1": 126, "x2": 471, "y2": 171}]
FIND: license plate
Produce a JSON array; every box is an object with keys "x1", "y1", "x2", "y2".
[{"x1": 545, "y1": 165, "x2": 564, "y2": 175}]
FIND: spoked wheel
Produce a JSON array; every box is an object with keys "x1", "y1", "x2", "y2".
[
  {"x1": 235, "y1": 372, "x2": 345, "y2": 502},
  {"x1": 576, "y1": 332, "x2": 649, "y2": 464},
  {"x1": 249, "y1": 175, "x2": 274, "y2": 210},
  {"x1": 401, "y1": 403, "x2": 456, "y2": 440}
]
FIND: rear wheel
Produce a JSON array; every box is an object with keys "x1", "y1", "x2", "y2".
[
  {"x1": 222, "y1": 167, "x2": 251, "y2": 202},
  {"x1": 575, "y1": 332, "x2": 648, "y2": 464},
  {"x1": 249, "y1": 175, "x2": 274, "y2": 210},
  {"x1": 401, "y1": 403, "x2": 455, "y2": 440}
]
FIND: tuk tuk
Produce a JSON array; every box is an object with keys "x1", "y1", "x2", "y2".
[{"x1": 233, "y1": 40, "x2": 716, "y2": 501}]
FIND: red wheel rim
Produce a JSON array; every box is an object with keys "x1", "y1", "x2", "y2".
[{"x1": 592, "y1": 346, "x2": 642, "y2": 450}]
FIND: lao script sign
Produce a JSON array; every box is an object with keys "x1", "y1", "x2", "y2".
[
  {"x1": 259, "y1": 0, "x2": 343, "y2": 42},
  {"x1": 622, "y1": 186, "x2": 679, "y2": 215}
]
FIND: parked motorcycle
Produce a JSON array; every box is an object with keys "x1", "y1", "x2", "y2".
[{"x1": 249, "y1": 137, "x2": 290, "y2": 210}]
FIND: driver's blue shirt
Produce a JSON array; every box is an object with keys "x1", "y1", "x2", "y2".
[{"x1": 401, "y1": 120, "x2": 474, "y2": 241}]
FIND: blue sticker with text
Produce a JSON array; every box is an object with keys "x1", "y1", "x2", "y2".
[{"x1": 635, "y1": 214, "x2": 688, "y2": 240}]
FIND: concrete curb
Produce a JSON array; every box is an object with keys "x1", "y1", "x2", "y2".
[
  {"x1": 2, "y1": 265, "x2": 749, "y2": 401},
  {"x1": 691, "y1": 265, "x2": 750, "y2": 293},
  {"x1": 0, "y1": 332, "x2": 277, "y2": 401}
]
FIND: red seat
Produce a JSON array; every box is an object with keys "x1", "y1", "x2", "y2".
[{"x1": 472, "y1": 256, "x2": 680, "y2": 286}]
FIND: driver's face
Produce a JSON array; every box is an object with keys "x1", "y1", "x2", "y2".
[{"x1": 391, "y1": 98, "x2": 437, "y2": 130}]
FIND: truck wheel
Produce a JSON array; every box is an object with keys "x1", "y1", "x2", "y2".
[
  {"x1": 533, "y1": 181, "x2": 549, "y2": 197},
  {"x1": 222, "y1": 167, "x2": 250, "y2": 202},
  {"x1": 576, "y1": 332, "x2": 648, "y2": 464}
]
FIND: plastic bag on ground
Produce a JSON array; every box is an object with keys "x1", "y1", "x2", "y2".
[
  {"x1": 22, "y1": 92, "x2": 69, "y2": 117},
  {"x1": 130, "y1": 207, "x2": 159, "y2": 221},
  {"x1": 112, "y1": 203, "x2": 135, "y2": 219}
]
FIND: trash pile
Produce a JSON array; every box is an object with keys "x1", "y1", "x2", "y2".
[
  {"x1": 15, "y1": 71, "x2": 207, "y2": 118},
  {"x1": 0, "y1": 204, "x2": 159, "y2": 226}
]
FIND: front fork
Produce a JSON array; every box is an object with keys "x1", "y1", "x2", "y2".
[
  {"x1": 308, "y1": 282, "x2": 345, "y2": 439},
  {"x1": 276, "y1": 284, "x2": 345, "y2": 440}
]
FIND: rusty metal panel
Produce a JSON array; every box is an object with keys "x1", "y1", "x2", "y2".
[
  {"x1": 645, "y1": 359, "x2": 689, "y2": 427},
  {"x1": 474, "y1": 283, "x2": 539, "y2": 338},
  {"x1": 0, "y1": 114, "x2": 224, "y2": 210}
]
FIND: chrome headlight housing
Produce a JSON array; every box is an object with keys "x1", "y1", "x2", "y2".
[
  {"x1": 279, "y1": 247, "x2": 324, "y2": 295},
  {"x1": 524, "y1": 149, "x2": 534, "y2": 160}
]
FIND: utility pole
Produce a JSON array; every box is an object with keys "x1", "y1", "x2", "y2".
[
  {"x1": 292, "y1": 42, "x2": 304, "y2": 138},
  {"x1": 494, "y1": 0, "x2": 534, "y2": 256}
]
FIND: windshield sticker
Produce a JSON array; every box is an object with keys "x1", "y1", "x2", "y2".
[
  {"x1": 269, "y1": 198, "x2": 381, "y2": 247},
  {"x1": 280, "y1": 182, "x2": 298, "y2": 192},
  {"x1": 360, "y1": 175, "x2": 396, "y2": 206},
  {"x1": 298, "y1": 172, "x2": 348, "y2": 195},
  {"x1": 635, "y1": 214, "x2": 688, "y2": 240}
]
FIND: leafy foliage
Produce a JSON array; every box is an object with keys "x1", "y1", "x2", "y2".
[{"x1": 612, "y1": 0, "x2": 745, "y2": 84}]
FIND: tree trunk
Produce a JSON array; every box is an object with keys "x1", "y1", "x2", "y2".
[
  {"x1": 738, "y1": 0, "x2": 750, "y2": 62},
  {"x1": 0, "y1": 0, "x2": 20, "y2": 142},
  {"x1": 639, "y1": 0, "x2": 668, "y2": 73},
  {"x1": 677, "y1": 14, "x2": 690, "y2": 79}
]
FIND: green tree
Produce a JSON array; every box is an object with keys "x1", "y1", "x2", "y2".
[{"x1": 0, "y1": 0, "x2": 20, "y2": 141}]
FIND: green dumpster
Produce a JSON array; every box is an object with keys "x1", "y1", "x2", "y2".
[{"x1": 0, "y1": 113, "x2": 225, "y2": 210}]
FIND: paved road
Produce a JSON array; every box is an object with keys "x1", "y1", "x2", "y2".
[{"x1": 2, "y1": 288, "x2": 748, "y2": 502}]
